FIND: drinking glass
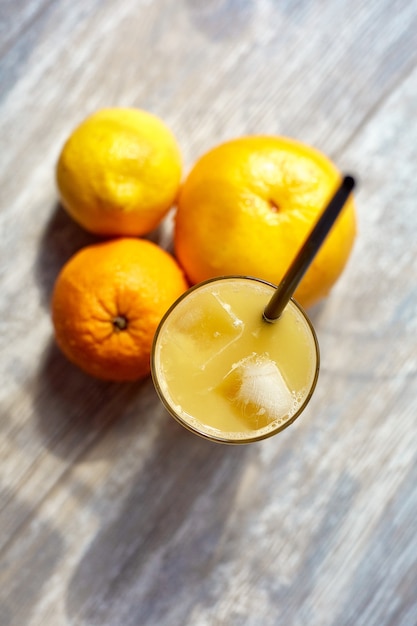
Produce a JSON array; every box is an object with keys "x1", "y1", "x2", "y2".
[{"x1": 151, "y1": 275, "x2": 319, "y2": 444}]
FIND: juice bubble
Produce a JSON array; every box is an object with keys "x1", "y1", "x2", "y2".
[{"x1": 218, "y1": 353, "x2": 294, "y2": 430}]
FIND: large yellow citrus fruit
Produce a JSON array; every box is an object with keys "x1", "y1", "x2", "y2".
[
  {"x1": 56, "y1": 108, "x2": 182, "y2": 236},
  {"x1": 174, "y1": 136, "x2": 356, "y2": 309},
  {"x1": 51, "y1": 238, "x2": 187, "y2": 381}
]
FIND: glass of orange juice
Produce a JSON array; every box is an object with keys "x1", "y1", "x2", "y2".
[{"x1": 151, "y1": 275, "x2": 319, "y2": 444}]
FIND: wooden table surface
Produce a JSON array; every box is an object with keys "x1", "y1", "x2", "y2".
[{"x1": 1, "y1": 1, "x2": 417, "y2": 625}]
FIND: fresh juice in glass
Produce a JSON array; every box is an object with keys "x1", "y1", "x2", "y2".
[{"x1": 151, "y1": 276, "x2": 319, "y2": 444}]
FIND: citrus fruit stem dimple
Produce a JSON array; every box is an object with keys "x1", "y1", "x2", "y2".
[
  {"x1": 268, "y1": 198, "x2": 280, "y2": 212},
  {"x1": 113, "y1": 315, "x2": 128, "y2": 331}
]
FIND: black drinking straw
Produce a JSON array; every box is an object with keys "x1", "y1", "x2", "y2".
[{"x1": 263, "y1": 175, "x2": 356, "y2": 322}]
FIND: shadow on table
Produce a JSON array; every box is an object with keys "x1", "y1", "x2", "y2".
[
  {"x1": 35, "y1": 202, "x2": 99, "y2": 308},
  {"x1": 32, "y1": 339, "x2": 144, "y2": 461},
  {"x1": 65, "y1": 416, "x2": 250, "y2": 626},
  {"x1": 34, "y1": 340, "x2": 251, "y2": 626}
]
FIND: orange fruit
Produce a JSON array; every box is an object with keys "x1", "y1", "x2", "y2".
[
  {"x1": 56, "y1": 108, "x2": 182, "y2": 236},
  {"x1": 174, "y1": 136, "x2": 357, "y2": 309},
  {"x1": 51, "y1": 238, "x2": 187, "y2": 381}
]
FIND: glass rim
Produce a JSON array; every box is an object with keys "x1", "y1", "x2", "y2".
[{"x1": 151, "y1": 275, "x2": 320, "y2": 445}]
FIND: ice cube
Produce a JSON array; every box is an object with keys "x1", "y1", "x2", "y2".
[
  {"x1": 173, "y1": 291, "x2": 244, "y2": 367},
  {"x1": 219, "y1": 353, "x2": 294, "y2": 429}
]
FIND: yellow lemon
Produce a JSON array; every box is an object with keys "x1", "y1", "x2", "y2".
[{"x1": 56, "y1": 108, "x2": 182, "y2": 236}]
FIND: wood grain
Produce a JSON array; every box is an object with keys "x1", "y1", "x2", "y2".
[{"x1": 1, "y1": 1, "x2": 416, "y2": 625}]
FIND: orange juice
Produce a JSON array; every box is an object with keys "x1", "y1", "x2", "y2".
[{"x1": 152, "y1": 276, "x2": 319, "y2": 443}]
